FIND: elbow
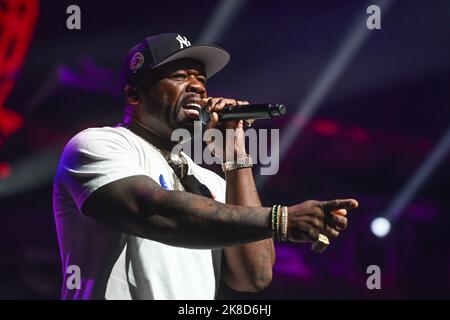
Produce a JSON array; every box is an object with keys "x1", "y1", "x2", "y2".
[
  {"x1": 252, "y1": 253, "x2": 276, "y2": 291},
  {"x1": 250, "y1": 269, "x2": 273, "y2": 292},
  {"x1": 254, "y1": 276, "x2": 272, "y2": 292}
]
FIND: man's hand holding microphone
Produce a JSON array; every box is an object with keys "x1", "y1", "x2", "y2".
[{"x1": 202, "y1": 97, "x2": 359, "y2": 252}]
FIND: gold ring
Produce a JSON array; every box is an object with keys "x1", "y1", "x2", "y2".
[{"x1": 311, "y1": 233, "x2": 329, "y2": 253}]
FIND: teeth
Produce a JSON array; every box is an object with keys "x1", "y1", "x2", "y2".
[{"x1": 185, "y1": 103, "x2": 201, "y2": 109}]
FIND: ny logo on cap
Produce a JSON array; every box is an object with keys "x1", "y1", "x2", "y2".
[{"x1": 176, "y1": 35, "x2": 191, "y2": 49}]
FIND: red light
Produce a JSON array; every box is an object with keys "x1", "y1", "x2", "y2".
[
  {"x1": 313, "y1": 119, "x2": 340, "y2": 135},
  {"x1": 347, "y1": 127, "x2": 368, "y2": 142},
  {"x1": 0, "y1": 108, "x2": 23, "y2": 136},
  {"x1": 0, "y1": 0, "x2": 39, "y2": 142},
  {"x1": 0, "y1": 162, "x2": 11, "y2": 180}
]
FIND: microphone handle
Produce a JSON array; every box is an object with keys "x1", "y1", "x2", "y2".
[
  {"x1": 220, "y1": 104, "x2": 274, "y2": 121},
  {"x1": 200, "y1": 103, "x2": 286, "y2": 124}
]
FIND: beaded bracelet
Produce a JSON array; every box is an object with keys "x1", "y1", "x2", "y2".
[
  {"x1": 271, "y1": 205, "x2": 279, "y2": 241},
  {"x1": 272, "y1": 205, "x2": 289, "y2": 242}
]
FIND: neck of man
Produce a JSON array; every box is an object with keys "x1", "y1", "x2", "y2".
[{"x1": 121, "y1": 116, "x2": 177, "y2": 155}]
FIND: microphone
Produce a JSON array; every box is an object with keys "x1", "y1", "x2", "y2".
[{"x1": 199, "y1": 103, "x2": 287, "y2": 125}]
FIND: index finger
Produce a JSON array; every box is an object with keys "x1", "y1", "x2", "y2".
[
  {"x1": 321, "y1": 199, "x2": 358, "y2": 212},
  {"x1": 201, "y1": 97, "x2": 223, "y2": 112},
  {"x1": 237, "y1": 100, "x2": 250, "y2": 105}
]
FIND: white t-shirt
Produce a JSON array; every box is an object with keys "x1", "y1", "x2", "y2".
[{"x1": 52, "y1": 125, "x2": 226, "y2": 300}]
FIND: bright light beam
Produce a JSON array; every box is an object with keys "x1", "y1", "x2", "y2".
[
  {"x1": 385, "y1": 125, "x2": 450, "y2": 222},
  {"x1": 256, "y1": 0, "x2": 393, "y2": 188},
  {"x1": 198, "y1": 0, "x2": 247, "y2": 44}
]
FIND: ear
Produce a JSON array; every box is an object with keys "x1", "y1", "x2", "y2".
[{"x1": 124, "y1": 84, "x2": 140, "y2": 105}]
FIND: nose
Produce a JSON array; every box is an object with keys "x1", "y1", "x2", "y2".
[{"x1": 186, "y1": 76, "x2": 206, "y2": 96}]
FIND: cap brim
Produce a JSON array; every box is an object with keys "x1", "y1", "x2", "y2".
[{"x1": 153, "y1": 45, "x2": 230, "y2": 79}]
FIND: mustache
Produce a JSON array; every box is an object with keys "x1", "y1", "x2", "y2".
[{"x1": 179, "y1": 94, "x2": 207, "y2": 107}]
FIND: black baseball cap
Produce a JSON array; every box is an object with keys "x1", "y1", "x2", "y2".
[{"x1": 121, "y1": 33, "x2": 230, "y2": 86}]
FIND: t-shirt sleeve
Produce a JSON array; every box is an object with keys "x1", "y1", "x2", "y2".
[
  {"x1": 216, "y1": 175, "x2": 226, "y2": 204},
  {"x1": 205, "y1": 171, "x2": 226, "y2": 204},
  {"x1": 56, "y1": 128, "x2": 149, "y2": 211}
]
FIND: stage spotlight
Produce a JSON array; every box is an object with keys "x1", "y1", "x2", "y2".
[{"x1": 371, "y1": 217, "x2": 391, "y2": 238}]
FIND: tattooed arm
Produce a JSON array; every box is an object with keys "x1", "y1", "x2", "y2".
[
  {"x1": 81, "y1": 175, "x2": 273, "y2": 248},
  {"x1": 82, "y1": 175, "x2": 357, "y2": 291},
  {"x1": 222, "y1": 167, "x2": 276, "y2": 292}
]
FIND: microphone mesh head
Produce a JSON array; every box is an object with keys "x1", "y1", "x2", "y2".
[{"x1": 269, "y1": 104, "x2": 286, "y2": 117}]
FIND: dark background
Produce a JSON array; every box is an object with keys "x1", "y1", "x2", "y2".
[{"x1": 0, "y1": 0, "x2": 449, "y2": 299}]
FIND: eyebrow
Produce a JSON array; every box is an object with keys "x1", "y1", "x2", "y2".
[{"x1": 179, "y1": 69, "x2": 207, "y2": 78}]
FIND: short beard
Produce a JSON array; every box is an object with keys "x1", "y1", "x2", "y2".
[{"x1": 169, "y1": 102, "x2": 197, "y2": 134}]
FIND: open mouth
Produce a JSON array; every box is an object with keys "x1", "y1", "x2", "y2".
[{"x1": 182, "y1": 102, "x2": 202, "y2": 119}]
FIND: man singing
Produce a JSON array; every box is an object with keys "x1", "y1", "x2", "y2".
[{"x1": 53, "y1": 33, "x2": 358, "y2": 300}]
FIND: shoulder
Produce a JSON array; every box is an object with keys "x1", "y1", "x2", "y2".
[
  {"x1": 64, "y1": 126, "x2": 136, "y2": 151},
  {"x1": 61, "y1": 125, "x2": 162, "y2": 160},
  {"x1": 55, "y1": 126, "x2": 156, "y2": 207},
  {"x1": 57, "y1": 126, "x2": 158, "y2": 180}
]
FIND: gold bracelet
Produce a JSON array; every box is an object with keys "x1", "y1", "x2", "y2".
[
  {"x1": 276, "y1": 205, "x2": 282, "y2": 242},
  {"x1": 281, "y1": 206, "x2": 288, "y2": 242}
]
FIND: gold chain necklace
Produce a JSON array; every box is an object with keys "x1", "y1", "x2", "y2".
[{"x1": 118, "y1": 123, "x2": 187, "y2": 191}]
